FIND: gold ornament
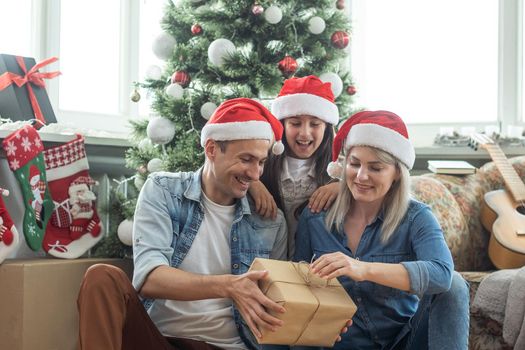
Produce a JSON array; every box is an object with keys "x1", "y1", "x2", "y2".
[{"x1": 130, "y1": 88, "x2": 141, "y2": 102}]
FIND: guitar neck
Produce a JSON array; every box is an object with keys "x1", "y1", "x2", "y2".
[{"x1": 485, "y1": 144, "x2": 525, "y2": 202}]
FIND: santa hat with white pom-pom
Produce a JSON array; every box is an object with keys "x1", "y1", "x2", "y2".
[
  {"x1": 327, "y1": 110, "x2": 415, "y2": 178},
  {"x1": 200, "y1": 97, "x2": 284, "y2": 155}
]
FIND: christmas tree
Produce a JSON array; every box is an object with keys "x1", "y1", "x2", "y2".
[{"x1": 102, "y1": 0, "x2": 354, "y2": 254}]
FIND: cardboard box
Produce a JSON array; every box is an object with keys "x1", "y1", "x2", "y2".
[
  {"x1": 0, "y1": 258, "x2": 133, "y2": 350},
  {"x1": 249, "y1": 258, "x2": 357, "y2": 347},
  {"x1": 0, "y1": 54, "x2": 58, "y2": 124}
]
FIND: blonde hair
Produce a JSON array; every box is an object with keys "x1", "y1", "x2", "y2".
[{"x1": 325, "y1": 146, "x2": 411, "y2": 243}]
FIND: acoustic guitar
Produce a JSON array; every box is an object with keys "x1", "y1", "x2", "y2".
[{"x1": 469, "y1": 133, "x2": 525, "y2": 269}]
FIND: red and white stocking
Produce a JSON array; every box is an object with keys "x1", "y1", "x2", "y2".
[
  {"x1": 0, "y1": 188, "x2": 20, "y2": 264},
  {"x1": 42, "y1": 134, "x2": 103, "y2": 259}
]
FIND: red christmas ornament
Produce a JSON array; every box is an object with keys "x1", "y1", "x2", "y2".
[
  {"x1": 346, "y1": 85, "x2": 357, "y2": 96},
  {"x1": 336, "y1": 0, "x2": 345, "y2": 10},
  {"x1": 331, "y1": 31, "x2": 350, "y2": 49},
  {"x1": 171, "y1": 70, "x2": 191, "y2": 88},
  {"x1": 252, "y1": 3, "x2": 264, "y2": 16},
  {"x1": 191, "y1": 24, "x2": 202, "y2": 35},
  {"x1": 278, "y1": 56, "x2": 298, "y2": 77}
]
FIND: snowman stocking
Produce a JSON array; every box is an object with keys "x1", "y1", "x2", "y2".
[
  {"x1": 0, "y1": 189, "x2": 20, "y2": 264},
  {"x1": 42, "y1": 134, "x2": 103, "y2": 258},
  {"x1": 2, "y1": 125, "x2": 54, "y2": 251}
]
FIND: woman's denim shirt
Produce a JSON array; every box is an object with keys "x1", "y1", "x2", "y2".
[
  {"x1": 293, "y1": 199, "x2": 453, "y2": 350},
  {"x1": 132, "y1": 169, "x2": 288, "y2": 350}
]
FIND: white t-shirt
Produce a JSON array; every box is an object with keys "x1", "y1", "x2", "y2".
[{"x1": 148, "y1": 192, "x2": 247, "y2": 350}]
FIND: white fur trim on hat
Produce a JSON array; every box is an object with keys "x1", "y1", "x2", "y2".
[
  {"x1": 346, "y1": 124, "x2": 415, "y2": 169},
  {"x1": 271, "y1": 93, "x2": 339, "y2": 125},
  {"x1": 327, "y1": 161, "x2": 343, "y2": 179},
  {"x1": 200, "y1": 120, "x2": 274, "y2": 147}
]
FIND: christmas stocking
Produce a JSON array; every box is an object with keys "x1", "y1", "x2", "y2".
[
  {"x1": 2, "y1": 125, "x2": 54, "y2": 251},
  {"x1": 0, "y1": 189, "x2": 20, "y2": 264},
  {"x1": 42, "y1": 134, "x2": 103, "y2": 259}
]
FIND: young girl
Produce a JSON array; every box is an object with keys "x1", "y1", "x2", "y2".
[{"x1": 250, "y1": 75, "x2": 340, "y2": 258}]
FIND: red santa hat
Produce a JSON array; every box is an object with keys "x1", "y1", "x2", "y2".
[
  {"x1": 29, "y1": 165, "x2": 40, "y2": 185},
  {"x1": 327, "y1": 110, "x2": 415, "y2": 178},
  {"x1": 200, "y1": 97, "x2": 285, "y2": 155},
  {"x1": 271, "y1": 75, "x2": 339, "y2": 125}
]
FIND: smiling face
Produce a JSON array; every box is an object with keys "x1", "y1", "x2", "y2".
[
  {"x1": 345, "y1": 146, "x2": 399, "y2": 206},
  {"x1": 283, "y1": 115, "x2": 327, "y2": 159},
  {"x1": 204, "y1": 139, "x2": 270, "y2": 205}
]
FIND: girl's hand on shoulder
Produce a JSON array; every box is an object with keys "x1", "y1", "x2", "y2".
[
  {"x1": 310, "y1": 252, "x2": 368, "y2": 282},
  {"x1": 249, "y1": 181, "x2": 277, "y2": 220},
  {"x1": 308, "y1": 182, "x2": 339, "y2": 213}
]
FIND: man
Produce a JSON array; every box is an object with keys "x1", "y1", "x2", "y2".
[{"x1": 77, "y1": 98, "x2": 288, "y2": 350}]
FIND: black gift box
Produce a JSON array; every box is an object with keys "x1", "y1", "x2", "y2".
[{"x1": 0, "y1": 54, "x2": 57, "y2": 124}]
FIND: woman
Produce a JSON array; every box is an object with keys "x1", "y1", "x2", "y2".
[{"x1": 294, "y1": 110, "x2": 469, "y2": 349}]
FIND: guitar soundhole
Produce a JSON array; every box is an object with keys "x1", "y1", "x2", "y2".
[{"x1": 518, "y1": 205, "x2": 525, "y2": 215}]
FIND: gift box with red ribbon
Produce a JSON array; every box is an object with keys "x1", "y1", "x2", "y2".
[{"x1": 0, "y1": 54, "x2": 60, "y2": 125}]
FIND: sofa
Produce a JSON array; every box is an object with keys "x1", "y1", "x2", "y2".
[{"x1": 410, "y1": 155, "x2": 525, "y2": 350}]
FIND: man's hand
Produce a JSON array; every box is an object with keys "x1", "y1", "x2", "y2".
[
  {"x1": 308, "y1": 182, "x2": 339, "y2": 213},
  {"x1": 249, "y1": 181, "x2": 277, "y2": 219},
  {"x1": 227, "y1": 270, "x2": 285, "y2": 338},
  {"x1": 335, "y1": 319, "x2": 353, "y2": 342}
]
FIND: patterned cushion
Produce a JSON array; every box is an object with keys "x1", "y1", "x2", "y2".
[{"x1": 411, "y1": 176, "x2": 470, "y2": 270}]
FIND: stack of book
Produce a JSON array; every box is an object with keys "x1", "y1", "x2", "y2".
[{"x1": 427, "y1": 160, "x2": 476, "y2": 175}]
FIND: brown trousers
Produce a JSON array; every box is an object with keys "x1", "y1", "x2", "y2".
[{"x1": 77, "y1": 264, "x2": 224, "y2": 350}]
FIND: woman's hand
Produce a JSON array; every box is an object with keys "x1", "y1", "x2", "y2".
[
  {"x1": 310, "y1": 252, "x2": 369, "y2": 282},
  {"x1": 249, "y1": 181, "x2": 277, "y2": 219},
  {"x1": 308, "y1": 182, "x2": 339, "y2": 213}
]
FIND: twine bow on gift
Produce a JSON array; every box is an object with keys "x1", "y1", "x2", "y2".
[
  {"x1": 295, "y1": 259, "x2": 331, "y2": 288},
  {"x1": 0, "y1": 56, "x2": 61, "y2": 124}
]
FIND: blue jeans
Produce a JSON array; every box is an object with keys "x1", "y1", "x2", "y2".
[{"x1": 262, "y1": 272, "x2": 469, "y2": 350}]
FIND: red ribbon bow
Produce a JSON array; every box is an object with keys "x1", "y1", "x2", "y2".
[{"x1": 0, "y1": 56, "x2": 61, "y2": 124}]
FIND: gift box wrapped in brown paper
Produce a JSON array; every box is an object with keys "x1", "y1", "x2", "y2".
[{"x1": 249, "y1": 257, "x2": 357, "y2": 347}]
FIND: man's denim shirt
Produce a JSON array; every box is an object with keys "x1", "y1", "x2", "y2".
[
  {"x1": 132, "y1": 169, "x2": 288, "y2": 349},
  {"x1": 294, "y1": 199, "x2": 454, "y2": 350}
]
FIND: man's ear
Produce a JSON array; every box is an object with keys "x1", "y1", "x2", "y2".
[{"x1": 204, "y1": 139, "x2": 217, "y2": 161}]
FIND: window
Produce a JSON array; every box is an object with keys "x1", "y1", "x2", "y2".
[
  {"x1": 350, "y1": 0, "x2": 498, "y2": 126},
  {"x1": 1, "y1": 1, "x2": 524, "y2": 143},
  {"x1": 0, "y1": 0, "x2": 32, "y2": 57},
  {"x1": 349, "y1": 0, "x2": 524, "y2": 146},
  {"x1": 0, "y1": 0, "x2": 165, "y2": 135}
]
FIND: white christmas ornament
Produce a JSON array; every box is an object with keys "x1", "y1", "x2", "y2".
[
  {"x1": 152, "y1": 32, "x2": 177, "y2": 60},
  {"x1": 138, "y1": 138, "x2": 154, "y2": 151},
  {"x1": 320, "y1": 72, "x2": 343, "y2": 97},
  {"x1": 117, "y1": 219, "x2": 134, "y2": 246},
  {"x1": 264, "y1": 5, "x2": 283, "y2": 24},
  {"x1": 165, "y1": 83, "x2": 184, "y2": 100},
  {"x1": 200, "y1": 102, "x2": 217, "y2": 120},
  {"x1": 147, "y1": 117, "x2": 176, "y2": 144},
  {"x1": 308, "y1": 16, "x2": 326, "y2": 34},
  {"x1": 134, "y1": 176, "x2": 145, "y2": 191},
  {"x1": 208, "y1": 38, "x2": 236, "y2": 66},
  {"x1": 145, "y1": 65, "x2": 162, "y2": 80},
  {"x1": 147, "y1": 158, "x2": 163, "y2": 173}
]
